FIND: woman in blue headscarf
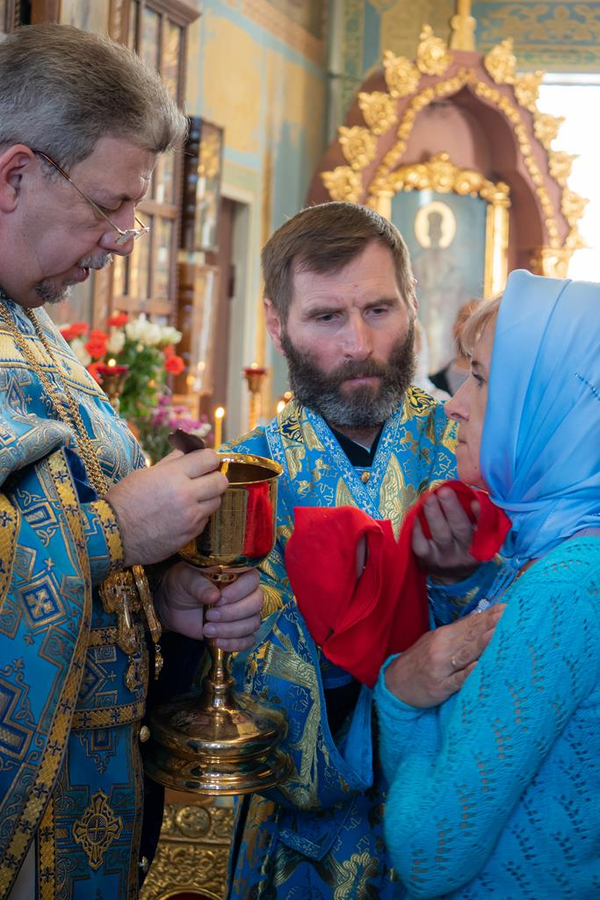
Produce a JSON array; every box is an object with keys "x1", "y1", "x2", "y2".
[{"x1": 375, "y1": 269, "x2": 600, "y2": 898}]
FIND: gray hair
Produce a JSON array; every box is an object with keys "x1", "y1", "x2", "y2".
[{"x1": 0, "y1": 23, "x2": 187, "y2": 168}]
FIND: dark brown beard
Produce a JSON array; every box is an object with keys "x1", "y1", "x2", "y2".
[{"x1": 281, "y1": 318, "x2": 416, "y2": 429}]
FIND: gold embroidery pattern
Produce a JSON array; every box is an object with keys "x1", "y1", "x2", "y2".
[
  {"x1": 38, "y1": 795, "x2": 55, "y2": 900},
  {"x1": 0, "y1": 451, "x2": 91, "y2": 896},
  {"x1": 72, "y1": 699, "x2": 145, "y2": 731},
  {"x1": 94, "y1": 500, "x2": 124, "y2": 572},
  {"x1": 0, "y1": 495, "x2": 19, "y2": 613},
  {"x1": 72, "y1": 789, "x2": 123, "y2": 871}
]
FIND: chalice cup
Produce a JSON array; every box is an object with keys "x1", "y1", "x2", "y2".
[{"x1": 144, "y1": 453, "x2": 291, "y2": 795}]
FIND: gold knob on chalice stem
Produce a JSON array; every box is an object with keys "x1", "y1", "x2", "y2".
[{"x1": 144, "y1": 452, "x2": 291, "y2": 795}]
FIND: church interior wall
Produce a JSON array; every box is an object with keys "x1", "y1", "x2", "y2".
[{"x1": 184, "y1": 0, "x2": 328, "y2": 433}]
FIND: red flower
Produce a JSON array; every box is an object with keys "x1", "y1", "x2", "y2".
[
  {"x1": 59, "y1": 326, "x2": 78, "y2": 342},
  {"x1": 164, "y1": 355, "x2": 185, "y2": 375},
  {"x1": 107, "y1": 313, "x2": 128, "y2": 327},
  {"x1": 163, "y1": 344, "x2": 175, "y2": 359},
  {"x1": 70, "y1": 322, "x2": 89, "y2": 336},
  {"x1": 89, "y1": 329, "x2": 110, "y2": 341},
  {"x1": 85, "y1": 338, "x2": 109, "y2": 360},
  {"x1": 60, "y1": 321, "x2": 90, "y2": 343}
]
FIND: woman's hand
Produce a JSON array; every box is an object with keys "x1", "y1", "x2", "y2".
[{"x1": 384, "y1": 604, "x2": 505, "y2": 708}]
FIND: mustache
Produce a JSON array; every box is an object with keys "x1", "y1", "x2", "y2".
[
  {"x1": 324, "y1": 357, "x2": 392, "y2": 386},
  {"x1": 77, "y1": 253, "x2": 113, "y2": 270}
]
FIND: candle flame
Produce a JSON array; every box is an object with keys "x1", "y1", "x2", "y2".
[{"x1": 215, "y1": 406, "x2": 225, "y2": 420}]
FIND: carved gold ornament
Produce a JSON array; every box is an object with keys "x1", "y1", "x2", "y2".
[
  {"x1": 358, "y1": 91, "x2": 397, "y2": 135},
  {"x1": 566, "y1": 227, "x2": 586, "y2": 251},
  {"x1": 533, "y1": 247, "x2": 573, "y2": 279},
  {"x1": 513, "y1": 71, "x2": 544, "y2": 112},
  {"x1": 320, "y1": 166, "x2": 362, "y2": 203},
  {"x1": 534, "y1": 112, "x2": 564, "y2": 150},
  {"x1": 339, "y1": 126, "x2": 378, "y2": 170},
  {"x1": 449, "y1": 2, "x2": 476, "y2": 52},
  {"x1": 382, "y1": 152, "x2": 510, "y2": 206},
  {"x1": 383, "y1": 50, "x2": 420, "y2": 98},
  {"x1": 417, "y1": 25, "x2": 452, "y2": 76},
  {"x1": 140, "y1": 800, "x2": 234, "y2": 900},
  {"x1": 484, "y1": 38, "x2": 516, "y2": 84},
  {"x1": 561, "y1": 189, "x2": 589, "y2": 226},
  {"x1": 549, "y1": 150, "x2": 577, "y2": 187},
  {"x1": 323, "y1": 24, "x2": 587, "y2": 279}
]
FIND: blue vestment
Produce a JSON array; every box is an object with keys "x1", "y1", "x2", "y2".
[
  {"x1": 225, "y1": 391, "x2": 458, "y2": 899},
  {"x1": 0, "y1": 300, "x2": 189, "y2": 899}
]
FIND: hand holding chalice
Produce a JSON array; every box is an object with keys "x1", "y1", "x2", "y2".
[{"x1": 144, "y1": 433, "x2": 291, "y2": 795}]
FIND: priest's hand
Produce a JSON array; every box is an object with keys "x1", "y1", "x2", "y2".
[
  {"x1": 383, "y1": 604, "x2": 505, "y2": 708},
  {"x1": 106, "y1": 449, "x2": 228, "y2": 567},
  {"x1": 412, "y1": 487, "x2": 479, "y2": 582},
  {"x1": 154, "y1": 563, "x2": 263, "y2": 650}
]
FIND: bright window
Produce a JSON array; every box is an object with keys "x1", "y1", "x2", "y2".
[{"x1": 538, "y1": 75, "x2": 600, "y2": 282}]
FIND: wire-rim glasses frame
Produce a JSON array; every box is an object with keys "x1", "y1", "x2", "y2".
[{"x1": 32, "y1": 149, "x2": 150, "y2": 246}]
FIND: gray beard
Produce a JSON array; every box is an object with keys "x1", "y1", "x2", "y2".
[
  {"x1": 281, "y1": 319, "x2": 416, "y2": 430},
  {"x1": 33, "y1": 253, "x2": 112, "y2": 306},
  {"x1": 34, "y1": 282, "x2": 71, "y2": 305}
]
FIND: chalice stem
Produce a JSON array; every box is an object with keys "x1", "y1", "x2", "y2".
[
  {"x1": 200, "y1": 570, "x2": 239, "y2": 710},
  {"x1": 202, "y1": 641, "x2": 236, "y2": 709}
]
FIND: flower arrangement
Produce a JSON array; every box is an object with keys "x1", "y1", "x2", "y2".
[
  {"x1": 137, "y1": 394, "x2": 213, "y2": 462},
  {"x1": 60, "y1": 313, "x2": 185, "y2": 424}
]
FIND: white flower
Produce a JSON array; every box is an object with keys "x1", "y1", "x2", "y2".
[
  {"x1": 125, "y1": 314, "x2": 149, "y2": 343},
  {"x1": 144, "y1": 322, "x2": 163, "y2": 346},
  {"x1": 106, "y1": 331, "x2": 126, "y2": 355},
  {"x1": 159, "y1": 325, "x2": 183, "y2": 347},
  {"x1": 71, "y1": 337, "x2": 91, "y2": 368}
]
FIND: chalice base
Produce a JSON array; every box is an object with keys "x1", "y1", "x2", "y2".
[{"x1": 145, "y1": 692, "x2": 292, "y2": 795}]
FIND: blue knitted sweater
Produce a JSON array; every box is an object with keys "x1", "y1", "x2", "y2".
[{"x1": 374, "y1": 536, "x2": 600, "y2": 899}]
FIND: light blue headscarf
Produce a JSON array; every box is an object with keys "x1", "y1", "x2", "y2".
[{"x1": 481, "y1": 269, "x2": 600, "y2": 562}]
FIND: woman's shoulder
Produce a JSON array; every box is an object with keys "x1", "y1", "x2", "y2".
[
  {"x1": 516, "y1": 535, "x2": 600, "y2": 616},
  {"x1": 534, "y1": 534, "x2": 600, "y2": 575}
]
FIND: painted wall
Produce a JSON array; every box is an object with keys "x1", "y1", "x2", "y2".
[{"x1": 185, "y1": 0, "x2": 327, "y2": 431}]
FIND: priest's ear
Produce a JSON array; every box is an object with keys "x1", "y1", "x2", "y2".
[
  {"x1": 0, "y1": 145, "x2": 35, "y2": 213},
  {"x1": 264, "y1": 297, "x2": 284, "y2": 355}
]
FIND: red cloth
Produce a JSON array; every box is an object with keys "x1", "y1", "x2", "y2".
[{"x1": 285, "y1": 481, "x2": 511, "y2": 687}]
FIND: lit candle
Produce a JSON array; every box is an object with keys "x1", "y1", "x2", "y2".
[
  {"x1": 108, "y1": 357, "x2": 116, "y2": 368},
  {"x1": 214, "y1": 406, "x2": 225, "y2": 448}
]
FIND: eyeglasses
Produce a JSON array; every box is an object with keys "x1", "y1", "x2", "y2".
[{"x1": 32, "y1": 150, "x2": 150, "y2": 246}]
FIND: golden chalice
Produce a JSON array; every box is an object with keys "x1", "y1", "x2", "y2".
[{"x1": 144, "y1": 452, "x2": 291, "y2": 795}]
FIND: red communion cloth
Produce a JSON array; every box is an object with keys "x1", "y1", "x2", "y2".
[{"x1": 285, "y1": 481, "x2": 511, "y2": 687}]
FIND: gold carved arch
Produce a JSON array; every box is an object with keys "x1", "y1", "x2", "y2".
[
  {"x1": 375, "y1": 152, "x2": 510, "y2": 299},
  {"x1": 320, "y1": 28, "x2": 587, "y2": 279}
]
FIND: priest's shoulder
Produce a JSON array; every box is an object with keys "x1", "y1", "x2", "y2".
[{"x1": 224, "y1": 425, "x2": 269, "y2": 456}]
